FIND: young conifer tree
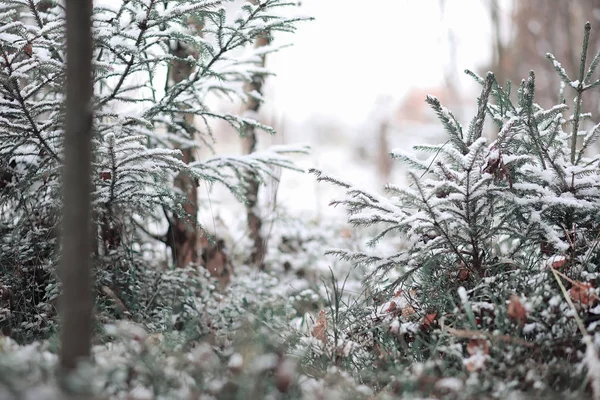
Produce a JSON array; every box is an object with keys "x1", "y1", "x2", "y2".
[
  {"x1": 0, "y1": 0, "x2": 307, "y2": 342},
  {"x1": 312, "y1": 23, "x2": 600, "y2": 398}
]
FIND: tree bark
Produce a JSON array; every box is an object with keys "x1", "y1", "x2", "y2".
[
  {"x1": 242, "y1": 4, "x2": 270, "y2": 267},
  {"x1": 60, "y1": 0, "x2": 94, "y2": 372},
  {"x1": 377, "y1": 118, "x2": 391, "y2": 185},
  {"x1": 167, "y1": 24, "x2": 200, "y2": 268}
]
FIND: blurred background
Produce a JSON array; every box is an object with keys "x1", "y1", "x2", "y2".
[{"x1": 198, "y1": 0, "x2": 600, "y2": 226}]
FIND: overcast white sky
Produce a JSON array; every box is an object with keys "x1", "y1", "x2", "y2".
[
  {"x1": 264, "y1": 0, "x2": 498, "y2": 124},
  {"x1": 94, "y1": 0, "x2": 503, "y2": 125}
]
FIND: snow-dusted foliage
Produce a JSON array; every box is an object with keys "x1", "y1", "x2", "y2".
[
  {"x1": 0, "y1": 0, "x2": 305, "y2": 342},
  {"x1": 5, "y1": 2, "x2": 600, "y2": 399},
  {"x1": 311, "y1": 24, "x2": 600, "y2": 398}
]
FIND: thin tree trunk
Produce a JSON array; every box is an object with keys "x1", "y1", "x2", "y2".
[
  {"x1": 377, "y1": 119, "x2": 391, "y2": 185},
  {"x1": 169, "y1": 132, "x2": 198, "y2": 268},
  {"x1": 489, "y1": 0, "x2": 506, "y2": 83},
  {"x1": 242, "y1": 3, "x2": 270, "y2": 267},
  {"x1": 60, "y1": 0, "x2": 94, "y2": 372},
  {"x1": 167, "y1": 23, "x2": 200, "y2": 268}
]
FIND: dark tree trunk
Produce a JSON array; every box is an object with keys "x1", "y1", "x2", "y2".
[
  {"x1": 171, "y1": 137, "x2": 198, "y2": 268},
  {"x1": 167, "y1": 23, "x2": 201, "y2": 268},
  {"x1": 242, "y1": 4, "x2": 270, "y2": 267},
  {"x1": 60, "y1": 0, "x2": 94, "y2": 372}
]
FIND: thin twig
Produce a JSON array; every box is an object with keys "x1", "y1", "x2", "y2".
[
  {"x1": 571, "y1": 23, "x2": 591, "y2": 164},
  {"x1": 445, "y1": 327, "x2": 534, "y2": 348}
]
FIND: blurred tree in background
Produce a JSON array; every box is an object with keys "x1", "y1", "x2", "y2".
[{"x1": 487, "y1": 0, "x2": 600, "y2": 112}]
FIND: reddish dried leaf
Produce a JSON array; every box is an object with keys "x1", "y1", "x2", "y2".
[
  {"x1": 467, "y1": 339, "x2": 490, "y2": 355},
  {"x1": 421, "y1": 313, "x2": 437, "y2": 328},
  {"x1": 570, "y1": 282, "x2": 594, "y2": 305},
  {"x1": 551, "y1": 257, "x2": 568, "y2": 269},
  {"x1": 458, "y1": 268, "x2": 470, "y2": 281},
  {"x1": 99, "y1": 171, "x2": 112, "y2": 181},
  {"x1": 311, "y1": 310, "x2": 327, "y2": 343},
  {"x1": 385, "y1": 301, "x2": 397, "y2": 313},
  {"x1": 507, "y1": 295, "x2": 527, "y2": 324},
  {"x1": 24, "y1": 43, "x2": 32, "y2": 56}
]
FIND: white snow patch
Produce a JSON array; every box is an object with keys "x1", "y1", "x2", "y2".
[{"x1": 435, "y1": 377, "x2": 464, "y2": 392}]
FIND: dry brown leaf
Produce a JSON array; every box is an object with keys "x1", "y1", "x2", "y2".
[
  {"x1": 311, "y1": 310, "x2": 327, "y2": 343},
  {"x1": 402, "y1": 305, "x2": 416, "y2": 317},
  {"x1": 386, "y1": 301, "x2": 397, "y2": 313},
  {"x1": 507, "y1": 295, "x2": 527, "y2": 325},
  {"x1": 458, "y1": 267, "x2": 470, "y2": 281},
  {"x1": 570, "y1": 282, "x2": 594, "y2": 305},
  {"x1": 551, "y1": 257, "x2": 568, "y2": 269},
  {"x1": 467, "y1": 339, "x2": 490, "y2": 356},
  {"x1": 421, "y1": 313, "x2": 437, "y2": 329}
]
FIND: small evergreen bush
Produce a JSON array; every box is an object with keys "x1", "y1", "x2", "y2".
[
  {"x1": 0, "y1": 0, "x2": 306, "y2": 342},
  {"x1": 311, "y1": 22, "x2": 600, "y2": 399}
]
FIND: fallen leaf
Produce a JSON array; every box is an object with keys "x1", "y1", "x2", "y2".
[
  {"x1": 402, "y1": 305, "x2": 415, "y2": 317},
  {"x1": 570, "y1": 282, "x2": 594, "y2": 305},
  {"x1": 467, "y1": 339, "x2": 489, "y2": 355},
  {"x1": 421, "y1": 313, "x2": 437, "y2": 329},
  {"x1": 548, "y1": 255, "x2": 568, "y2": 269},
  {"x1": 458, "y1": 267, "x2": 470, "y2": 281},
  {"x1": 507, "y1": 295, "x2": 527, "y2": 324},
  {"x1": 385, "y1": 301, "x2": 397, "y2": 313},
  {"x1": 311, "y1": 310, "x2": 327, "y2": 343},
  {"x1": 551, "y1": 258, "x2": 567, "y2": 269}
]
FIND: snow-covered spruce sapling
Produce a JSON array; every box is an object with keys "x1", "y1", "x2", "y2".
[
  {"x1": 311, "y1": 24, "x2": 600, "y2": 397},
  {"x1": 0, "y1": 0, "x2": 307, "y2": 342},
  {"x1": 312, "y1": 72, "x2": 512, "y2": 301}
]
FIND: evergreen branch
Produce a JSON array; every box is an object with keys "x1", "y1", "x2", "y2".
[
  {"x1": 577, "y1": 122, "x2": 600, "y2": 164},
  {"x1": 584, "y1": 51, "x2": 600, "y2": 84},
  {"x1": 148, "y1": 1, "x2": 268, "y2": 116},
  {"x1": 426, "y1": 95, "x2": 468, "y2": 154},
  {"x1": 467, "y1": 72, "x2": 494, "y2": 145},
  {"x1": 26, "y1": 0, "x2": 64, "y2": 64},
  {"x1": 132, "y1": 218, "x2": 168, "y2": 244},
  {"x1": 523, "y1": 72, "x2": 558, "y2": 175},
  {"x1": 570, "y1": 22, "x2": 591, "y2": 164},
  {"x1": 585, "y1": 79, "x2": 600, "y2": 91},
  {"x1": 546, "y1": 53, "x2": 572, "y2": 85},
  {"x1": 98, "y1": 0, "x2": 157, "y2": 107},
  {"x1": 464, "y1": 69, "x2": 485, "y2": 85},
  {"x1": 310, "y1": 168, "x2": 351, "y2": 189},
  {"x1": 410, "y1": 172, "x2": 470, "y2": 270},
  {"x1": 0, "y1": 47, "x2": 60, "y2": 162}
]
